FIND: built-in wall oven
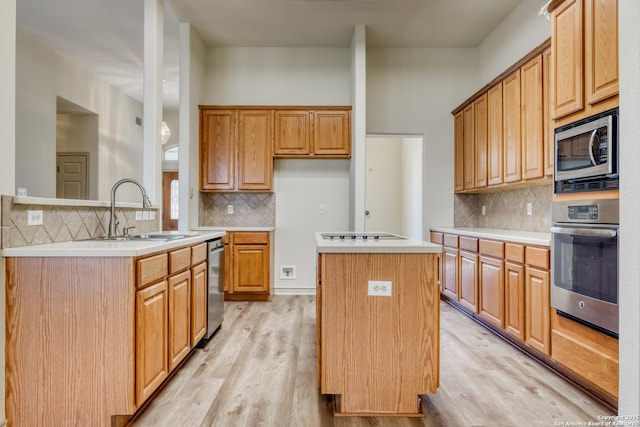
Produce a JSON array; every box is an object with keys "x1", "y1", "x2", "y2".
[{"x1": 550, "y1": 198, "x2": 618, "y2": 336}]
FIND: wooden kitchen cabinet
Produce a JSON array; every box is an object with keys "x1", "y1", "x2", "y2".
[
  {"x1": 136, "y1": 280, "x2": 169, "y2": 406},
  {"x1": 504, "y1": 243, "x2": 526, "y2": 340},
  {"x1": 521, "y1": 55, "x2": 544, "y2": 180},
  {"x1": 199, "y1": 107, "x2": 273, "y2": 192},
  {"x1": 550, "y1": 0, "x2": 618, "y2": 124},
  {"x1": 463, "y1": 103, "x2": 475, "y2": 190},
  {"x1": 272, "y1": 107, "x2": 352, "y2": 158},
  {"x1": 474, "y1": 94, "x2": 488, "y2": 188},
  {"x1": 542, "y1": 48, "x2": 554, "y2": 177},
  {"x1": 503, "y1": 70, "x2": 522, "y2": 183},
  {"x1": 454, "y1": 111, "x2": 465, "y2": 192},
  {"x1": 458, "y1": 236, "x2": 479, "y2": 313},
  {"x1": 442, "y1": 234, "x2": 459, "y2": 300},
  {"x1": 191, "y1": 262, "x2": 208, "y2": 345},
  {"x1": 168, "y1": 270, "x2": 192, "y2": 371},
  {"x1": 487, "y1": 82, "x2": 504, "y2": 186},
  {"x1": 524, "y1": 246, "x2": 551, "y2": 356},
  {"x1": 224, "y1": 231, "x2": 272, "y2": 301},
  {"x1": 478, "y1": 239, "x2": 505, "y2": 329}
]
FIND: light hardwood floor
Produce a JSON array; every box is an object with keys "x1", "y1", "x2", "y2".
[{"x1": 131, "y1": 296, "x2": 613, "y2": 427}]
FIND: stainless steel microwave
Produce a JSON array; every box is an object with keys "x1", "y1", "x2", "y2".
[{"x1": 554, "y1": 108, "x2": 618, "y2": 187}]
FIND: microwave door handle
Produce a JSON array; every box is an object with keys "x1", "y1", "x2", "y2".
[
  {"x1": 551, "y1": 226, "x2": 617, "y2": 238},
  {"x1": 588, "y1": 129, "x2": 598, "y2": 165}
]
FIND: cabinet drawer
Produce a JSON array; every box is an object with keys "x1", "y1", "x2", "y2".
[
  {"x1": 169, "y1": 247, "x2": 191, "y2": 274},
  {"x1": 505, "y1": 243, "x2": 525, "y2": 263},
  {"x1": 525, "y1": 246, "x2": 550, "y2": 269},
  {"x1": 233, "y1": 232, "x2": 269, "y2": 245},
  {"x1": 137, "y1": 253, "x2": 168, "y2": 289},
  {"x1": 479, "y1": 239, "x2": 503, "y2": 258},
  {"x1": 430, "y1": 231, "x2": 443, "y2": 245},
  {"x1": 459, "y1": 236, "x2": 478, "y2": 252},
  {"x1": 443, "y1": 234, "x2": 459, "y2": 248},
  {"x1": 191, "y1": 243, "x2": 207, "y2": 265}
]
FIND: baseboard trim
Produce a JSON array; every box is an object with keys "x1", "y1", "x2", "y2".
[{"x1": 274, "y1": 287, "x2": 316, "y2": 296}]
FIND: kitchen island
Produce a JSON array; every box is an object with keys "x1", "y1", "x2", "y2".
[{"x1": 315, "y1": 232, "x2": 442, "y2": 416}]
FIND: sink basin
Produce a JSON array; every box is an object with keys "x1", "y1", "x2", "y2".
[{"x1": 92, "y1": 234, "x2": 187, "y2": 242}]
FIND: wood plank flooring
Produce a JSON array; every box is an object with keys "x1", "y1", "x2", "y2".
[{"x1": 131, "y1": 296, "x2": 613, "y2": 427}]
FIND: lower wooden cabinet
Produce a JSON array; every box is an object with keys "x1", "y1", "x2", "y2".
[
  {"x1": 168, "y1": 270, "x2": 192, "y2": 371},
  {"x1": 135, "y1": 280, "x2": 169, "y2": 406},
  {"x1": 224, "y1": 231, "x2": 272, "y2": 301},
  {"x1": 459, "y1": 250, "x2": 478, "y2": 313},
  {"x1": 478, "y1": 255, "x2": 505, "y2": 328},
  {"x1": 442, "y1": 247, "x2": 459, "y2": 300},
  {"x1": 191, "y1": 262, "x2": 208, "y2": 344},
  {"x1": 525, "y1": 266, "x2": 550, "y2": 355},
  {"x1": 504, "y1": 261, "x2": 525, "y2": 340}
]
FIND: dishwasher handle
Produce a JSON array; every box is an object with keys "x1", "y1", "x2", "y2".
[{"x1": 208, "y1": 237, "x2": 224, "y2": 252}]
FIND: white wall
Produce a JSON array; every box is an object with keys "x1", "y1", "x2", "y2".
[
  {"x1": 477, "y1": 0, "x2": 551, "y2": 86},
  {"x1": 16, "y1": 29, "x2": 144, "y2": 203},
  {"x1": 619, "y1": 0, "x2": 640, "y2": 415},
  {"x1": 1, "y1": 1, "x2": 16, "y2": 422},
  {"x1": 203, "y1": 46, "x2": 351, "y2": 291},
  {"x1": 366, "y1": 47, "x2": 478, "y2": 235}
]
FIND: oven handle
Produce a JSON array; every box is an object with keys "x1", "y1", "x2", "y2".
[
  {"x1": 588, "y1": 129, "x2": 598, "y2": 166},
  {"x1": 551, "y1": 226, "x2": 617, "y2": 238}
]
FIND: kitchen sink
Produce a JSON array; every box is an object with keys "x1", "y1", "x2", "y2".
[{"x1": 92, "y1": 234, "x2": 187, "y2": 242}]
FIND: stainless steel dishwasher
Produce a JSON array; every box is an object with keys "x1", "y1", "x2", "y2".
[{"x1": 206, "y1": 237, "x2": 225, "y2": 339}]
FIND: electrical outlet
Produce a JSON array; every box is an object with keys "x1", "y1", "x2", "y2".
[
  {"x1": 319, "y1": 204, "x2": 326, "y2": 215},
  {"x1": 280, "y1": 265, "x2": 296, "y2": 280},
  {"x1": 27, "y1": 210, "x2": 43, "y2": 226},
  {"x1": 481, "y1": 205, "x2": 486, "y2": 216},
  {"x1": 149, "y1": 211, "x2": 156, "y2": 220},
  {"x1": 227, "y1": 205, "x2": 234, "y2": 215},
  {"x1": 527, "y1": 202, "x2": 533, "y2": 216},
  {"x1": 142, "y1": 211, "x2": 150, "y2": 220},
  {"x1": 17, "y1": 188, "x2": 27, "y2": 197},
  {"x1": 368, "y1": 280, "x2": 392, "y2": 297},
  {"x1": 135, "y1": 211, "x2": 142, "y2": 221}
]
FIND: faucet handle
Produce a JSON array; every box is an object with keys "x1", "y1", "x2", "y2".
[{"x1": 123, "y1": 226, "x2": 136, "y2": 237}]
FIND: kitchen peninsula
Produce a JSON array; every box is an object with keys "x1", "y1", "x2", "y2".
[{"x1": 315, "y1": 232, "x2": 441, "y2": 416}]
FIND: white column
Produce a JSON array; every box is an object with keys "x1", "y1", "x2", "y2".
[
  {"x1": 350, "y1": 24, "x2": 366, "y2": 232},
  {"x1": 618, "y1": 0, "x2": 640, "y2": 416},
  {"x1": 143, "y1": 0, "x2": 164, "y2": 204}
]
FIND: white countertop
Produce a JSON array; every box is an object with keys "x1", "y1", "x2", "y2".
[
  {"x1": 315, "y1": 232, "x2": 442, "y2": 254},
  {"x1": 1, "y1": 231, "x2": 226, "y2": 257},
  {"x1": 192, "y1": 226, "x2": 275, "y2": 232},
  {"x1": 430, "y1": 227, "x2": 551, "y2": 246}
]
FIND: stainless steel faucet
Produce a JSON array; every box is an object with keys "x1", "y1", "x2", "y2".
[{"x1": 108, "y1": 178, "x2": 152, "y2": 237}]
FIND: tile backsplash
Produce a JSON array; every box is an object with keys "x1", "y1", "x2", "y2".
[
  {"x1": 454, "y1": 185, "x2": 552, "y2": 233},
  {"x1": 199, "y1": 193, "x2": 275, "y2": 227},
  {"x1": 1, "y1": 195, "x2": 160, "y2": 248}
]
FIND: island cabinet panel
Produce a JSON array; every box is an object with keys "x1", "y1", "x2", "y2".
[
  {"x1": 6, "y1": 257, "x2": 137, "y2": 427},
  {"x1": 319, "y1": 253, "x2": 439, "y2": 416}
]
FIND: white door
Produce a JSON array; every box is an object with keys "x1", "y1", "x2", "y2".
[
  {"x1": 364, "y1": 136, "x2": 423, "y2": 239},
  {"x1": 56, "y1": 153, "x2": 88, "y2": 200}
]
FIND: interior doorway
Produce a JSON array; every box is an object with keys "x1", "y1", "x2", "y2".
[
  {"x1": 163, "y1": 171, "x2": 179, "y2": 231},
  {"x1": 56, "y1": 152, "x2": 89, "y2": 199},
  {"x1": 364, "y1": 135, "x2": 423, "y2": 239}
]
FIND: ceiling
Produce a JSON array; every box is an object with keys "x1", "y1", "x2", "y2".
[{"x1": 16, "y1": 0, "x2": 523, "y2": 109}]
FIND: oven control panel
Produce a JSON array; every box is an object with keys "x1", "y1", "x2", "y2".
[{"x1": 568, "y1": 205, "x2": 599, "y2": 220}]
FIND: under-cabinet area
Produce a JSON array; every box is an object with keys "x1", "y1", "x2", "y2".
[
  {"x1": 4, "y1": 234, "x2": 222, "y2": 427},
  {"x1": 430, "y1": 228, "x2": 619, "y2": 408}
]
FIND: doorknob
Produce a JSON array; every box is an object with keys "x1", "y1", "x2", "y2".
[{"x1": 365, "y1": 210, "x2": 370, "y2": 216}]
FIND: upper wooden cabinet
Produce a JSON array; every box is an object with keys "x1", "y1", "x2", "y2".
[
  {"x1": 200, "y1": 109, "x2": 236, "y2": 191},
  {"x1": 237, "y1": 110, "x2": 273, "y2": 191},
  {"x1": 521, "y1": 55, "x2": 544, "y2": 181},
  {"x1": 551, "y1": 0, "x2": 618, "y2": 123},
  {"x1": 487, "y1": 83, "x2": 504, "y2": 186},
  {"x1": 463, "y1": 103, "x2": 475, "y2": 190},
  {"x1": 454, "y1": 111, "x2": 465, "y2": 192},
  {"x1": 503, "y1": 70, "x2": 522, "y2": 184},
  {"x1": 274, "y1": 108, "x2": 351, "y2": 158},
  {"x1": 474, "y1": 94, "x2": 488, "y2": 189}
]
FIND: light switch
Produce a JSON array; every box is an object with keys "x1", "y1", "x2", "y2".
[{"x1": 227, "y1": 205, "x2": 234, "y2": 215}]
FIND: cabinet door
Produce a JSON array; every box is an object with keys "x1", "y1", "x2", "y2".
[
  {"x1": 463, "y1": 103, "x2": 475, "y2": 190},
  {"x1": 454, "y1": 111, "x2": 465, "y2": 192},
  {"x1": 224, "y1": 242, "x2": 232, "y2": 293},
  {"x1": 200, "y1": 109, "x2": 236, "y2": 191},
  {"x1": 274, "y1": 110, "x2": 311, "y2": 156},
  {"x1": 542, "y1": 48, "x2": 554, "y2": 177},
  {"x1": 312, "y1": 110, "x2": 351, "y2": 156},
  {"x1": 168, "y1": 270, "x2": 192, "y2": 371},
  {"x1": 525, "y1": 266, "x2": 551, "y2": 355},
  {"x1": 521, "y1": 55, "x2": 544, "y2": 180},
  {"x1": 552, "y1": 0, "x2": 584, "y2": 119},
  {"x1": 191, "y1": 262, "x2": 207, "y2": 345},
  {"x1": 459, "y1": 250, "x2": 478, "y2": 313},
  {"x1": 474, "y1": 94, "x2": 488, "y2": 188},
  {"x1": 505, "y1": 261, "x2": 525, "y2": 340},
  {"x1": 442, "y1": 247, "x2": 459, "y2": 300},
  {"x1": 585, "y1": 0, "x2": 618, "y2": 105},
  {"x1": 487, "y1": 83, "x2": 504, "y2": 185},
  {"x1": 503, "y1": 70, "x2": 522, "y2": 183},
  {"x1": 233, "y1": 244, "x2": 270, "y2": 293},
  {"x1": 478, "y1": 256, "x2": 505, "y2": 329},
  {"x1": 237, "y1": 110, "x2": 273, "y2": 191},
  {"x1": 136, "y1": 280, "x2": 169, "y2": 406}
]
